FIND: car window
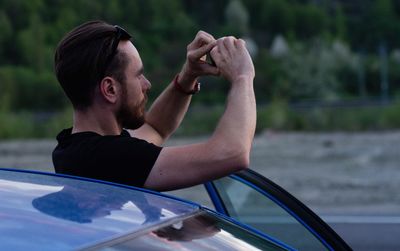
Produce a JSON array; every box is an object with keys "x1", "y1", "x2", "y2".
[
  {"x1": 213, "y1": 177, "x2": 328, "y2": 250},
  {"x1": 97, "y1": 211, "x2": 289, "y2": 251},
  {"x1": 165, "y1": 184, "x2": 215, "y2": 209}
]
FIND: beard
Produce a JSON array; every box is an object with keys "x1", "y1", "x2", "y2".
[{"x1": 117, "y1": 89, "x2": 147, "y2": 130}]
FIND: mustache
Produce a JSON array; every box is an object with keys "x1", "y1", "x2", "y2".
[{"x1": 142, "y1": 93, "x2": 148, "y2": 106}]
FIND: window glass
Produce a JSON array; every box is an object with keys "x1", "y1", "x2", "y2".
[
  {"x1": 213, "y1": 177, "x2": 328, "y2": 250},
  {"x1": 165, "y1": 184, "x2": 214, "y2": 209},
  {"x1": 100, "y1": 211, "x2": 287, "y2": 251}
]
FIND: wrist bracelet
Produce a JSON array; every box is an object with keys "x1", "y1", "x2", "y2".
[{"x1": 173, "y1": 74, "x2": 200, "y2": 95}]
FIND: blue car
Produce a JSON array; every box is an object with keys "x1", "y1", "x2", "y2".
[{"x1": 0, "y1": 168, "x2": 351, "y2": 250}]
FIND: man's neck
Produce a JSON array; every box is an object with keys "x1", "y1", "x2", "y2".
[{"x1": 72, "y1": 107, "x2": 122, "y2": 136}]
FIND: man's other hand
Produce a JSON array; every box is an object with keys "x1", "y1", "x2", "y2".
[
  {"x1": 210, "y1": 37, "x2": 255, "y2": 84},
  {"x1": 178, "y1": 31, "x2": 219, "y2": 89}
]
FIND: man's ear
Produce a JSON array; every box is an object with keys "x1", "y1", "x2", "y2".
[{"x1": 99, "y1": 77, "x2": 119, "y2": 104}]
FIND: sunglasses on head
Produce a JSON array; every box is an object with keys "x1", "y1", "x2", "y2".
[
  {"x1": 109, "y1": 25, "x2": 132, "y2": 59},
  {"x1": 103, "y1": 25, "x2": 132, "y2": 75}
]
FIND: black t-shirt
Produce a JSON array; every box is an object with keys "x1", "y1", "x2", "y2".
[{"x1": 53, "y1": 128, "x2": 162, "y2": 187}]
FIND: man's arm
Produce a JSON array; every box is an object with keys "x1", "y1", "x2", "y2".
[
  {"x1": 144, "y1": 37, "x2": 256, "y2": 191},
  {"x1": 130, "y1": 31, "x2": 219, "y2": 145}
]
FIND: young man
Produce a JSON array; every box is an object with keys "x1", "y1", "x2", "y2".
[{"x1": 53, "y1": 20, "x2": 256, "y2": 191}]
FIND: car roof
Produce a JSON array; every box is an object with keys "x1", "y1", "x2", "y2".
[{"x1": 0, "y1": 168, "x2": 200, "y2": 251}]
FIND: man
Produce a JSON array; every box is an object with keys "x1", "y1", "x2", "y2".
[{"x1": 53, "y1": 20, "x2": 256, "y2": 191}]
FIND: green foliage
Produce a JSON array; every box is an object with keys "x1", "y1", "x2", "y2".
[
  {"x1": 173, "y1": 105, "x2": 224, "y2": 136},
  {"x1": 1, "y1": 102, "x2": 399, "y2": 139},
  {"x1": 333, "y1": 4, "x2": 347, "y2": 40},
  {"x1": 0, "y1": 66, "x2": 66, "y2": 111},
  {"x1": 0, "y1": 11, "x2": 12, "y2": 61},
  {"x1": 223, "y1": 0, "x2": 250, "y2": 36},
  {"x1": 366, "y1": 0, "x2": 400, "y2": 49},
  {"x1": 256, "y1": 101, "x2": 400, "y2": 132},
  {"x1": 381, "y1": 102, "x2": 400, "y2": 128},
  {"x1": 293, "y1": 3, "x2": 329, "y2": 40},
  {"x1": 0, "y1": 111, "x2": 36, "y2": 139},
  {"x1": 0, "y1": 0, "x2": 399, "y2": 138},
  {"x1": 1, "y1": 0, "x2": 399, "y2": 110},
  {"x1": 174, "y1": 100, "x2": 400, "y2": 136},
  {"x1": 44, "y1": 108, "x2": 73, "y2": 137},
  {"x1": 258, "y1": 40, "x2": 359, "y2": 101},
  {"x1": 0, "y1": 108, "x2": 72, "y2": 139},
  {"x1": 257, "y1": 99, "x2": 291, "y2": 131}
]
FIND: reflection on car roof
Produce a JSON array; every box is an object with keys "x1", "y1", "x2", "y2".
[{"x1": 0, "y1": 169, "x2": 199, "y2": 251}]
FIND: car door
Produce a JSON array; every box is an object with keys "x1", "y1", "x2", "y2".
[{"x1": 204, "y1": 169, "x2": 352, "y2": 251}]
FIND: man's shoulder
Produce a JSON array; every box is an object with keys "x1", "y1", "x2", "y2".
[
  {"x1": 56, "y1": 128, "x2": 101, "y2": 143},
  {"x1": 53, "y1": 129, "x2": 162, "y2": 187},
  {"x1": 56, "y1": 128, "x2": 135, "y2": 144},
  {"x1": 54, "y1": 128, "x2": 162, "y2": 154}
]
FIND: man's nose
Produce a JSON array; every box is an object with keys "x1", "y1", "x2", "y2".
[{"x1": 143, "y1": 76, "x2": 151, "y2": 90}]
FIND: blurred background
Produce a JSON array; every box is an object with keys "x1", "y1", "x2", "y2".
[
  {"x1": 0, "y1": 0, "x2": 399, "y2": 234},
  {"x1": 0, "y1": 0, "x2": 399, "y2": 137}
]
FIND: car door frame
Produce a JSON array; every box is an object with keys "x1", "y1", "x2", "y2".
[{"x1": 204, "y1": 169, "x2": 352, "y2": 251}]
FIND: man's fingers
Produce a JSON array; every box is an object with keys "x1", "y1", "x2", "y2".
[
  {"x1": 209, "y1": 46, "x2": 222, "y2": 65},
  {"x1": 198, "y1": 62, "x2": 220, "y2": 76},
  {"x1": 182, "y1": 30, "x2": 223, "y2": 78},
  {"x1": 188, "y1": 40, "x2": 217, "y2": 61},
  {"x1": 217, "y1": 37, "x2": 228, "y2": 56},
  {"x1": 235, "y1": 38, "x2": 245, "y2": 46},
  {"x1": 196, "y1": 30, "x2": 215, "y2": 44},
  {"x1": 224, "y1": 36, "x2": 238, "y2": 53},
  {"x1": 188, "y1": 31, "x2": 215, "y2": 50}
]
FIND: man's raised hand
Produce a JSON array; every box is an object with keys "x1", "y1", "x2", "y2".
[
  {"x1": 178, "y1": 31, "x2": 219, "y2": 89},
  {"x1": 210, "y1": 36, "x2": 255, "y2": 84}
]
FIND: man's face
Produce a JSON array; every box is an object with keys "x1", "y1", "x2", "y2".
[{"x1": 116, "y1": 41, "x2": 151, "y2": 130}]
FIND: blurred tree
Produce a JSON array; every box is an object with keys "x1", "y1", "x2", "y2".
[
  {"x1": 183, "y1": 0, "x2": 228, "y2": 34},
  {"x1": 243, "y1": 0, "x2": 294, "y2": 45},
  {"x1": 224, "y1": 0, "x2": 249, "y2": 36},
  {"x1": 333, "y1": 4, "x2": 347, "y2": 40},
  {"x1": 0, "y1": 0, "x2": 397, "y2": 113},
  {"x1": 0, "y1": 67, "x2": 15, "y2": 111},
  {"x1": 293, "y1": 3, "x2": 329, "y2": 40},
  {"x1": 0, "y1": 11, "x2": 12, "y2": 63},
  {"x1": 367, "y1": 0, "x2": 400, "y2": 50},
  {"x1": 17, "y1": 14, "x2": 48, "y2": 71},
  {"x1": 260, "y1": 0, "x2": 294, "y2": 39}
]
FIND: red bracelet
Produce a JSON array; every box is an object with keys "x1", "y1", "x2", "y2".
[{"x1": 173, "y1": 74, "x2": 200, "y2": 95}]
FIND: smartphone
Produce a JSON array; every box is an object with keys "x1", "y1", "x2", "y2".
[{"x1": 206, "y1": 52, "x2": 216, "y2": 67}]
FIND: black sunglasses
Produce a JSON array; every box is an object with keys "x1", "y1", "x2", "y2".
[
  {"x1": 109, "y1": 25, "x2": 132, "y2": 58},
  {"x1": 104, "y1": 25, "x2": 132, "y2": 74}
]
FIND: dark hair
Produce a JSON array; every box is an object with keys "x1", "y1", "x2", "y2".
[{"x1": 55, "y1": 20, "x2": 129, "y2": 109}]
